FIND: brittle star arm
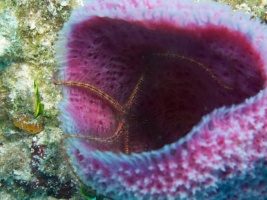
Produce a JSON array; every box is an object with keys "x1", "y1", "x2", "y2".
[
  {"x1": 54, "y1": 79, "x2": 127, "y2": 142},
  {"x1": 54, "y1": 66, "x2": 149, "y2": 154},
  {"x1": 153, "y1": 53, "x2": 233, "y2": 90}
]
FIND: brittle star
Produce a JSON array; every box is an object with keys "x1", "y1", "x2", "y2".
[
  {"x1": 54, "y1": 62, "x2": 148, "y2": 155},
  {"x1": 54, "y1": 53, "x2": 233, "y2": 155}
]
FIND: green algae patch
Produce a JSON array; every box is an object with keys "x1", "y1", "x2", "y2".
[{"x1": 33, "y1": 80, "x2": 44, "y2": 119}]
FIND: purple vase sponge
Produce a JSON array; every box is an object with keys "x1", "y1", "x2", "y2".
[{"x1": 55, "y1": 0, "x2": 267, "y2": 199}]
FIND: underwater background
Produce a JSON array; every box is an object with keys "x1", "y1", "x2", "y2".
[{"x1": 0, "y1": 0, "x2": 266, "y2": 199}]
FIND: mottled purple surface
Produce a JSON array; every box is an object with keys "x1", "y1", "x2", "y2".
[{"x1": 56, "y1": 0, "x2": 267, "y2": 199}]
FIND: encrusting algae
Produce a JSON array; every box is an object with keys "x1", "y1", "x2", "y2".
[{"x1": 0, "y1": 0, "x2": 83, "y2": 199}]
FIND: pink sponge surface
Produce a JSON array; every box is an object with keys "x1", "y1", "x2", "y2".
[
  {"x1": 65, "y1": 90, "x2": 267, "y2": 199},
  {"x1": 55, "y1": 0, "x2": 267, "y2": 199}
]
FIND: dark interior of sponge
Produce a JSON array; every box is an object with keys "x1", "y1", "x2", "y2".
[{"x1": 66, "y1": 17, "x2": 266, "y2": 154}]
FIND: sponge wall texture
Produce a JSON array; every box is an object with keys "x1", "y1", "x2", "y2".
[{"x1": 55, "y1": 0, "x2": 267, "y2": 199}]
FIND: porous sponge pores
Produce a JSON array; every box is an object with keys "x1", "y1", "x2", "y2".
[{"x1": 55, "y1": 0, "x2": 267, "y2": 199}]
